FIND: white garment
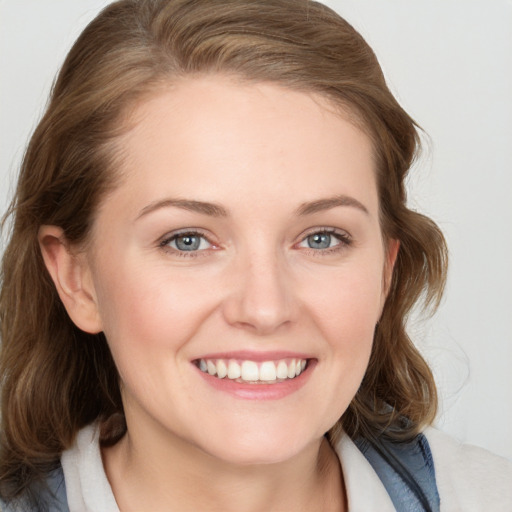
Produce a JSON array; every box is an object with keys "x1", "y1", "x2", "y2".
[
  {"x1": 424, "y1": 428, "x2": 512, "y2": 512},
  {"x1": 61, "y1": 424, "x2": 512, "y2": 512},
  {"x1": 61, "y1": 426, "x2": 118, "y2": 512}
]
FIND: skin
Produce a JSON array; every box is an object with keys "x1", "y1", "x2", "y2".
[{"x1": 40, "y1": 76, "x2": 398, "y2": 511}]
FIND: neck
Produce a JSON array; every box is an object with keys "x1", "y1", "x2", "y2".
[{"x1": 102, "y1": 420, "x2": 346, "y2": 512}]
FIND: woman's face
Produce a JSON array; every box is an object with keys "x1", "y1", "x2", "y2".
[{"x1": 84, "y1": 76, "x2": 396, "y2": 465}]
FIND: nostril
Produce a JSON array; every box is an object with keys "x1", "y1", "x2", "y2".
[{"x1": 220, "y1": 260, "x2": 297, "y2": 334}]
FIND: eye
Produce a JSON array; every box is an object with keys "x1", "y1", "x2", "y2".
[
  {"x1": 297, "y1": 229, "x2": 351, "y2": 252},
  {"x1": 161, "y1": 231, "x2": 212, "y2": 252},
  {"x1": 304, "y1": 232, "x2": 336, "y2": 250}
]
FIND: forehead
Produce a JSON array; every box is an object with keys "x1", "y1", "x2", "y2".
[{"x1": 106, "y1": 76, "x2": 378, "y2": 217}]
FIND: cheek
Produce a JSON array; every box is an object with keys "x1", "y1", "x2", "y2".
[
  {"x1": 91, "y1": 264, "x2": 215, "y2": 409},
  {"x1": 302, "y1": 262, "x2": 384, "y2": 342},
  {"x1": 92, "y1": 260, "x2": 219, "y2": 356},
  {"x1": 294, "y1": 266, "x2": 383, "y2": 432}
]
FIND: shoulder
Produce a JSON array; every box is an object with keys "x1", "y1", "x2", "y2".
[
  {"x1": 352, "y1": 431, "x2": 440, "y2": 511},
  {"x1": 424, "y1": 427, "x2": 512, "y2": 511}
]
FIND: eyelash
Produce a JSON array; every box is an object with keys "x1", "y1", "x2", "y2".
[
  {"x1": 159, "y1": 230, "x2": 216, "y2": 258},
  {"x1": 297, "y1": 228, "x2": 353, "y2": 256},
  {"x1": 158, "y1": 227, "x2": 352, "y2": 257}
]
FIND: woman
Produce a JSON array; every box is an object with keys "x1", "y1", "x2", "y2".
[{"x1": 0, "y1": 0, "x2": 510, "y2": 510}]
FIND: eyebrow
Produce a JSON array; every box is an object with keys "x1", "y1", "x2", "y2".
[
  {"x1": 137, "y1": 198, "x2": 228, "y2": 219},
  {"x1": 136, "y1": 194, "x2": 369, "y2": 220},
  {"x1": 295, "y1": 195, "x2": 369, "y2": 216}
]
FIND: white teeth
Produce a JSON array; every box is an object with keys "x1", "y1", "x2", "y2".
[
  {"x1": 216, "y1": 359, "x2": 227, "y2": 379},
  {"x1": 197, "y1": 358, "x2": 308, "y2": 383},
  {"x1": 227, "y1": 360, "x2": 241, "y2": 379},
  {"x1": 287, "y1": 360, "x2": 296, "y2": 379},
  {"x1": 276, "y1": 361, "x2": 288, "y2": 379},
  {"x1": 259, "y1": 361, "x2": 277, "y2": 381},
  {"x1": 207, "y1": 360, "x2": 217, "y2": 376},
  {"x1": 241, "y1": 361, "x2": 259, "y2": 381}
]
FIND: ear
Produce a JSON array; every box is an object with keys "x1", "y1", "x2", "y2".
[
  {"x1": 38, "y1": 225, "x2": 103, "y2": 334},
  {"x1": 381, "y1": 238, "x2": 400, "y2": 303}
]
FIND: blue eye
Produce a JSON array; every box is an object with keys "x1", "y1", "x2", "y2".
[
  {"x1": 307, "y1": 232, "x2": 334, "y2": 249},
  {"x1": 163, "y1": 232, "x2": 212, "y2": 252},
  {"x1": 298, "y1": 229, "x2": 351, "y2": 252}
]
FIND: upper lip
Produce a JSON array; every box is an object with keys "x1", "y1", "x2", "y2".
[{"x1": 193, "y1": 350, "x2": 313, "y2": 362}]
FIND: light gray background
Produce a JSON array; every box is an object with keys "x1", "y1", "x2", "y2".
[{"x1": 1, "y1": 1, "x2": 511, "y2": 459}]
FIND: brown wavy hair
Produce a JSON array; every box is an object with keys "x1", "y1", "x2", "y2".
[{"x1": 0, "y1": 0, "x2": 447, "y2": 501}]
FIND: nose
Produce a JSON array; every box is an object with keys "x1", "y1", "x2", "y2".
[{"x1": 222, "y1": 249, "x2": 297, "y2": 335}]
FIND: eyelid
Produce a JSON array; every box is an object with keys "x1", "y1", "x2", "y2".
[
  {"x1": 295, "y1": 227, "x2": 353, "y2": 252},
  {"x1": 158, "y1": 228, "x2": 218, "y2": 255},
  {"x1": 157, "y1": 226, "x2": 352, "y2": 257},
  {"x1": 298, "y1": 226, "x2": 352, "y2": 241}
]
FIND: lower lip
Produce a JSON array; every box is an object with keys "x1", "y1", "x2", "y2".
[{"x1": 195, "y1": 360, "x2": 316, "y2": 400}]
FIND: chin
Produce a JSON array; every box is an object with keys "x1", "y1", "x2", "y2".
[{"x1": 192, "y1": 420, "x2": 323, "y2": 467}]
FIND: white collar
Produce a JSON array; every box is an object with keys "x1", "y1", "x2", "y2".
[
  {"x1": 334, "y1": 433, "x2": 396, "y2": 511},
  {"x1": 62, "y1": 424, "x2": 395, "y2": 512},
  {"x1": 61, "y1": 424, "x2": 119, "y2": 512}
]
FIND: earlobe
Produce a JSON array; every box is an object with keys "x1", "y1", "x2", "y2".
[{"x1": 38, "y1": 225, "x2": 103, "y2": 334}]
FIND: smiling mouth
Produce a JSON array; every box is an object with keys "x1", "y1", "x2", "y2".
[{"x1": 194, "y1": 358, "x2": 309, "y2": 384}]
